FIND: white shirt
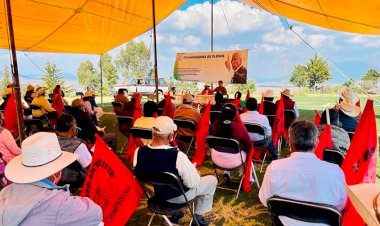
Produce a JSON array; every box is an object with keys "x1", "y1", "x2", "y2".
[
  {"x1": 240, "y1": 111, "x2": 271, "y2": 141},
  {"x1": 259, "y1": 152, "x2": 347, "y2": 226},
  {"x1": 133, "y1": 145, "x2": 200, "y2": 188},
  {"x1": 74, "y1": 143, "x2": 92, "y2": 168}
]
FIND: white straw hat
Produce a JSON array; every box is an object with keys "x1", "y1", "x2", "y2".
[
  {"x1": 282, "y1": 88, "x2": 293, "y2": 97},
  {"x1": 339, "y1": 101, "x2": 361, "y2": 118},
  {"x1": 263, "y1": 89, "x2": 274, "y2": 98},
  {"x1": 339, "y1": 88, "x2": 359, "y2": 104},
  {"x1": 5, "y1": 132, "x2": 78, "y2": 183}
]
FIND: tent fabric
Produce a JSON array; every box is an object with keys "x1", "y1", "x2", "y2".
[
  {"x1": 0, "y1": 0, "x2": 185, "y2": 54},
  {"x1": 242, "y1": 0, "x2": 380, "y2": 35}
]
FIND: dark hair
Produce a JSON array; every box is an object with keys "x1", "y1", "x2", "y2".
[
  {"x1": 246, "y1": 97, "x2": 258, "y2": 111},
  {"x1": 143, "y1": 101, "x2": 158, "y2": 117},
  {"x1": 263, "y1": 97, "x2": 274, "y2": 102},
  {"x1": 218, "y1": 80, "x2": 223, "y2": 84},
  {"x1": 57, "y1": 114, "x2": 76, "y2": 132},
  {"x1": 289, "y1": 120, "x2": 318, "y2": 152},
  {"x1": 213, "y1": 103, "x2": 237, "y2": 138},
  {"x1": 118, "y1": 89, "x2": 124, "y2": 94},
  {"x1": 234, "y1": 91, "x2": 242, "y2": 99},
  {"x1": 83, "y1": 96, "x2": 91, "y2": 101},
  {"x1": 320, "y1": 108, "x2": 340, "y2": 126},
  {"x1": 215, "y1": 93, "x2": 223, "y2": 104}
]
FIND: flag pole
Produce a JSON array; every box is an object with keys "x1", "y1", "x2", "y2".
[
  {"x1": 99, "y1": 54, "x2": 103, "y2": 107},
  {"x1": 326, "y1": 108, "x2": 330, "y2": 125},
  {"x1": 5, "y1": 0, "x2": 25, "y2": 142},
  {"x1": 210, "y1": 0, "x2": 214, "y2": 90},
  {"x1": 152, "y1": 0, "x2": 159, "y2": 103}
]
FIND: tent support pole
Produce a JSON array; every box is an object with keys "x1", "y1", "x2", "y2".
[
  {"x1": 99, "y1": 54, "x2": 103, "y2": 107},
  {"x1": 152, "y1": 0, "x2": 159, "y2": 103},
  {"x1": 210, "y1": 0, "x2": 214, "y2": 89},
  {"x1": 5, "y1": 0, "x2": 25, "y2": 142}
]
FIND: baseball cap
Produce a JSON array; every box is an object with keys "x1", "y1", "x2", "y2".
[
  {"x1": 152, "y1": 116, "x2": 177, "y2": 135},
  {"x1": 183, "y1": 93, "x2": 194, "y2": 103}
]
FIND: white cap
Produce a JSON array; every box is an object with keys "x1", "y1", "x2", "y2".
[
  {"x1": 183, "y1": 93, "x2": 194, "y2": 103},
  {"x1": 152, "y1": 116, "x2": 177, "y2": 135}
]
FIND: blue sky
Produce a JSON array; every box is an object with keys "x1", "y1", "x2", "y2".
[{"x1": 1, "y1": 0, "x2": 380, "y2": 88}]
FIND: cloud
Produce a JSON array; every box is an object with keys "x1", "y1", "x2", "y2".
[
  {"x1": 183, "y1": 35, "x2": 201, "y2": 46},
  {"x1": 167, "y1": 0, "x2": 280, "y2": 37},
  {"x1": 346, "y1": 35, "x2": 380, "y2": 47},
  {"x1": 255, "y1": 43, "x2": 288, "y2": 53}
]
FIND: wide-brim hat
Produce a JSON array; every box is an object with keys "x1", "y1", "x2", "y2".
[
  {"x1": 263, "y1": 89, "x2": 274, "y2": 98},
  {"x1": 339, "y1": 101, "x2": 361, "y2": 118},
  {"x1": 5, "y1": 132, "x2": 78, "y2": 184},
  {"x1": 1, "y1": 87, "x2": 12, "y2": 97},
  {"x1": 27, "y1": 84, "x2": 35, "y2": 91},
  {"x1": 84, "y1": 90, "x2": 97, "y2": 98},
  {"x1": 183, "y1": 93, "x2": 194, "y2": 102},
  {"x1": 339, "y1": 88, "x2": 359, "y2": 104},
  {"x1": 35, "y1": 87, "x2": 48, "y2": 96},
  {"x1": 281, "y1": 88, "x2": 293, "y2": 97}
]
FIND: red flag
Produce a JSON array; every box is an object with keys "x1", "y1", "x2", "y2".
[
  {"x1": 162, "y1": 91, "x2": 175, "y2": 118},
  {"x1": 192, "y1": 103, "x2": 210, "y2": 167},
  {"x1": 124, "y1": 98, "x2": 143, "y2": 161},
  {"x1": 245, "y1": 89, "x2": 250, "y2": 101},
  {"x1": 52, "y1": 87, "x2": 64, "y2": 116},
  {"x1": 355, "y1": 99, "x2": 360, "y2": 108},
  {"x1": 272, "y1": 93, "x2": 284, "y2": 148},
  {"x1": 3, "y1": 89, "x2": 19, "y2": 139},
  {"x1": 258, "y1": 95, "x2": 264, "y2": 114},
  {"x1": 313, "y1": 124, "x2": 332, "y2": 160},
  {"x1": 341, "y1": 99, "x2": 377, "y2": 226},
  {"x1": 314, "y1": 109, "x2": 320, "y2": 125},
  {"x1": 81, "y1": 135, "x2": 143, "y2": 226},
  {"x1": 235, "y1": 113, "x2": 255, "y2": 192}
]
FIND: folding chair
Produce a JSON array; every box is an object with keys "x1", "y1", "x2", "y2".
[
  {"x1": 130, "y1": 127, "x2": 152, "y2": 140},
  {"x1": 111, "y1": 102, "x2": 123, "y2": 124},
  {"x1": 63, "y1": 105, "x2": 72, "y2": 114},
  {"x1": 264, "y1": 114, "x2": 276, "y2": 128},
  {"x1": 347, "y1": 131, "x2": 355, "y2": 141},
  {"x1": 24, "y1": 118, "x2": 44, "y2": 136},
  {"x1": 267, "y1": 196, "x2": 342, "y2": 226},
  {"x1": 173, "y1": 119, "x2": 196, "y2": 154},
  {"x1": 157, "y1": 108, "x2": 164, "y2": 116},
  {"x1": 206, "y1": 136, "x2": 260, "y2": 200},
  {"x1": 323, "y1": 149, "x2": 345, "y2": 166},
  {"x1": 29, "y1": 104, "x2": 53, "y2": 128},
  {"x1": 117, "y1": 116, "x2": 134, "y2": 153},
  {"x1": 284, "y1": 110, "x2": 296, "y2": 129},
  {"x1": 210, "y1": 111, "x2": 221, "y2": 124},
  {"x1": 243, "y1": 122, "x2": 271, "y2": 173},
  {"x1": 135, "y1": 171, "x2": 199, "y2": 226}
]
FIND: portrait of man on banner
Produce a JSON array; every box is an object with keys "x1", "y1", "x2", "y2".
[{"x1": 225, "y1": 51, "x2": 247, "y2": 84}]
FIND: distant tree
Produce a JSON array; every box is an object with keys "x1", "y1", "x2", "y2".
[
  {"x1": 289, "y1": 54, "x2": 332, "y2": 90},
  {"x1": 361, "y1": 69, "x2": 380, "y2": 82},
  {"x1": 0, "y1": 65, "x2": 11, "y2": 92},
  {"x1": 100, "y1": 53, "x2": 117, "y2": 86},
  {"x1": 114, "y1": 40, "x2": 152, "y2": 80},
  {"x1": 41, "y1": 61, "x2": 65, "y2": 93},
  {"x1": 228, "y1": 80, "x2": 256, "y2": 96},
  {"x1": 77, "y1": 60, "x2": 103, "y2": 93}
]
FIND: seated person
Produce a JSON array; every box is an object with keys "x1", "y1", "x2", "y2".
[
  {"x1": 200, "y1": 83, "x2": 213, "y2": 95},
  {"x1": 53, "y1": 85, "x2": 68, "y2": 106},
  {"x1": 213, "y1": 80, "x2": 227, "y2": 95},
  {"x1": 24, "y1": 84, "x2": 36, "y2": 105},
  {"x1": 83, "y1": 91, "x2": 98, "y2": 125},
  {"x1": 56, "y1": 114, "x2": 92, "y2": 188},
  {"x1": 258, "y1": 89, "x2": 277, "y2": 126},
  {"x1": 276, "y1": 89, "x2": 299, "y2": 128},
  {"x1": 0, "y1": 87, "x2": 11, "y2": 111},
  {"x1": 212, "y1": 104, "x2": 255, "y2": 183},
  {"x1": 71, "y1": 99, "x2": 116, "y2": 151},
  {"x1": 88, "y1": 90, "x2": 104, "y2": 122},
  {"x1": 210, "y1": 93, "x2": 223, "y2": 112},
  {"x1": 230, "y1": 91, "x2": 246, "y2": 109},
  {"x1": 114, "y1": 88, "x2": 129, "y2": 105},
  {"x1": 134, "y1": 101, "x2": 158, "y2": 129},
  {"x1": 119, "y1": 92, "x2": 142, "y2": 135},
  {"x1": 240, "y1": 98, "x2": 277, "y2": 160},
  {"x1": 174, "y1": 93, "x2": 201, "y2": 137},
  {"x1": 337, "y1": 100, "x2": 360, "y2": 133},
  {"x1": 318, "y1": 109, "x2": 350, "y2": 155},
  {"x1": 133, "y1": 116, "x2": 217, "y2": 226},
  {"x1": 0, "y1": 111, "x2": 21, "y2": 163},
  {"x1": 259, "y1": 120, "x2": 347, "y2": 226},
  {"x1": 0, "y1": 132, "x2": 102, "y2": 225},
  {"x1": 31, "y1": 87, "x2": 58, "y2": 122},
  {"x1": 157, "y1": 91, "x2": 175, "y2": 110}
]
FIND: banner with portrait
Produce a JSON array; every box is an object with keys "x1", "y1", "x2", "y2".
[{"x1": 173, "y1": 49, "x2": 248, "y2": 84}]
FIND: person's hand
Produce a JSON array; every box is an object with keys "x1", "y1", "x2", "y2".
[{"x1": 225, "y1": 54, "x2": 231, "y2": 71}]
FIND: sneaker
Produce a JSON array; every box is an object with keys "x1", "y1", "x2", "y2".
[
  {"x1": 170, "y1": 211, "x2": 184, "y2": 224},
  {"x1": 223, "y1": 173, "x2": 231, "y2": 183},
  {"x1": 192, "y1": 215, "x2": 209, "y2": 226}
]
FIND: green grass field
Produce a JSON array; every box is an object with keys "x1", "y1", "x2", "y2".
[{"x1": 89, "y1": 94, "x2": 379, "y2": 226}]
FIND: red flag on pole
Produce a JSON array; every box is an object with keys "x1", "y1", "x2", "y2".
[
  {"x1": 81, "y1": 135, "x2": 143, "y2": 226},
  {"x1": 192, "y1": 102, "x2": 210, "y2": 167},
  {"x1": 162, "y1": 91, "x2": 175, "y2": 118},
  {"x1": 3, "y1": 89, "x2": 19, "y2": 139},
  {"x1": 245, "y1": 89, "x2": 250, "y2": 101},
  {"x1": 235, "y1": 112, "x2": 255, "y2": 192},
  {"x1": 314, "y1": 124, "x2": 332, "y2": 160},
  {"x1": 258, "y1": 95, "x2": 264, "y2": 114},
  {"x1": 314, "y1": 109, "x2": 321, "y2": 125},
  {"x1": 124, "y1": 97, "x2": 143, "y2": 161},
  {"x1": 272, "y1": 93, "x2": 284, "y2": 148},
  {"x1": 341, "y1": 99, "x2": 378, "y2": 226},
  {"x1": 52, "y1": 87, "x2": 64, "y2": 116}
]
